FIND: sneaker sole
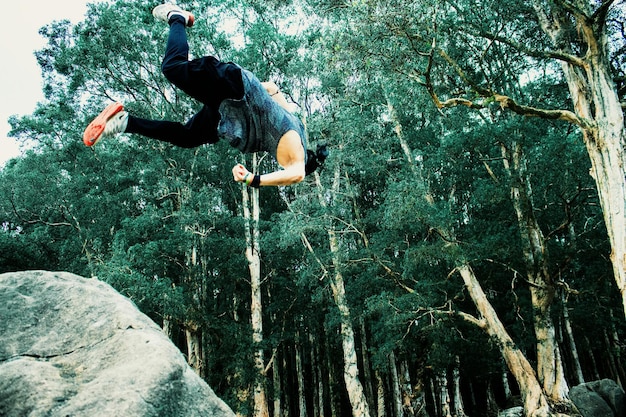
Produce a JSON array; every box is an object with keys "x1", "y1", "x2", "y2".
[
  {"x1": 83, "y1": 102, "x2": 124, "y2": 147},
  {"x1": 152, "y1": 4, "x2": 195, "y2": 27}
]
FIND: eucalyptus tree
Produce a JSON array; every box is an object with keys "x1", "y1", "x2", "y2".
[{"x1": 385, "y1": 0, "x2": 626, "y2": 316}]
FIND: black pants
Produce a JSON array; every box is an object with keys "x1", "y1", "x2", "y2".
[{"x1": 126, "y1": 16, "x2": 244, "y2": 148}]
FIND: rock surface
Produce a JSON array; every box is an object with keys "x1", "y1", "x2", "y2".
[
  {"x1": 570, "y1": 379, "x2": 625, "y2": 417},
  {"x1": 0, "y1": 270, "x2": 235, "y2": 417}
]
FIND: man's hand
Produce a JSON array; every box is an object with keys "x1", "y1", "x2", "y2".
[{"x1": 232, "y1": 163, "x2": 250, "y2": 183}]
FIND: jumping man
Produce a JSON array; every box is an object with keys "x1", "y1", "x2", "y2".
[{"x1": 83, "y1": 4, "x2": 326, "y2": 187}]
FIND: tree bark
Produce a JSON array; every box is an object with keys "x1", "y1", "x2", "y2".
[
  {"x1": 375, "y1": 370, "x2": 387, "y2": 417},
  {"x1": 436, "y1": 369, "x2": 451, "y2": 417},
  {"x1": 561, "y1": 292, "x2": 585, "y2": 386}
]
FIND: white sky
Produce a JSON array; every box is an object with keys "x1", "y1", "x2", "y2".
[{"x1": 0, "y1": 0, "x2": 90, "y2": 166}]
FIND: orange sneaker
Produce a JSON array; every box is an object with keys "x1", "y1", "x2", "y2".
[{"x1": 83, "y1": 102, "x2": 126, "y2": 147}]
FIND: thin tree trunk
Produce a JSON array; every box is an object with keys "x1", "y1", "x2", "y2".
[
  {"x1": 185, "y1": 244, "x2": 205, "y2": 377},
  {"x1": 436, "y1": 370, "x2": 451, "y2": 417},
  {"x1": 360, "y1": 319, "x2": 376, "y2": 417},
  {"x1": 390, "y1": 352, "x2": 402, "y2": 417},
  {"x1": 375, "y1": 370, "x2": 387, "y2": 417},
  {"x1": 328, "y1": 227, "x2": 371, "y2": 417},
  {"x1": 561, "y1": 292, "x2": 585, "y2": 385},
  {"x1": 310, "y1": 333, "x2": 325, "y2": 417},
  {"x1": 310, "y1": 167, "x2": 371, "y2": 417},
  {"x1": 451, "y1": 357, "x2": 467, "y2": 417},
  {"x1": 242, "y1": 154, "x2": 269, "y2": 417},
  {"x1": 273, "y1": 351, "x2": 282, "y2": 417},
  {"x1": 501, "y1": 142, "x2": 570, "y2": 403},
  {"x1": 296, "y1": 330, "x2": 307, "y2": 417}
]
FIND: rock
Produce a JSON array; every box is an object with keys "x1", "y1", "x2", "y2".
[
  {"x1": 0, "y1": 270, "x2": 236, "y2": 417},
  {"x1": 570, "y1": 379, "x2": 625, "y2": 417},
  {"x1": 498, "y1": 406, "x2": 523, "y2": 417}
]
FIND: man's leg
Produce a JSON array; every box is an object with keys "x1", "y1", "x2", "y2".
[
  {"x1": 125, "y1": 105, "x2": 220, "y2": 147},
  {"x1": 160, "y1": 15, "x2": 244, "y2": 106}
]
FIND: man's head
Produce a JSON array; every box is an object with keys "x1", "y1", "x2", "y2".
[{"x1": 305, "y1": 144, "x2": 329, "y2": 176}]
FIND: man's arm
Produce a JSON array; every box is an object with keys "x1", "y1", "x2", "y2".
[
  {"x1": 232, "y1": 130, "x2": 306, "y2": 187},
  {"x1": 232, "y1": 162, "x2": 305, "y2": 186}
]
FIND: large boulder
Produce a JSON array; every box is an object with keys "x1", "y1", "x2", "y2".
[
  {"x1": 570, "y1": 379, "x2": 625, "y2": 417},
  {"x1": 0, "y1": 270, "x2": 235, "y2": 417}
]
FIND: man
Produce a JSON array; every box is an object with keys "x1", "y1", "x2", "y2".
[{"x1": 84, "y1": 4, "x2": 325, "y2": 187}]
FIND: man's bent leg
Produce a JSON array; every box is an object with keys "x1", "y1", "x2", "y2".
[
  {"x1": 160, "y1": 16, "x2": 244, "y2": 106},
  {"x1": 125, "y1": 105, "x2": 220, "y2": 148}
]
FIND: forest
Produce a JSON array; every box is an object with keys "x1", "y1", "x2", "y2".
[{"x1": 1, "y1": 0, "x2": 625, "y2": 416}]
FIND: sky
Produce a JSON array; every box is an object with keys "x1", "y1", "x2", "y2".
[{"x1": 0, "y1": 0, "x2": 91, "y2": 166}]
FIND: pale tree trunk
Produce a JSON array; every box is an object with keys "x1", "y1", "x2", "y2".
[
  {"x1": 328, "y1": 227, "x2": 371, "y2": 417},
  {"x1": 501, "y1": 142, "x2": 569, "y2": 403},
  {"x1": 375, "y1": 370, "x2": 387, "y2": 417},
  {"x1": 186, "y1": 327, "x2": 204, "y2": 377},
  {"x1": 296, "y1": 330, "x2": 307, "y2": 417},
  {"x1": 272, "y1": 352, "x2": 282, "y2": 417},
  {"x1": 531, "y1": 0, "x2": 626, "y2": 316},
  {"x1": 436, "y1": 370, "x2": 451, "y2": 417},
  {"x1": 307, "y1": 167, "x2": 371, "y2": 417},
  {"x1": 390, "y1": 352, "x2": 403, "y2": 417},
  {"x1": 399, "y1": 361, "x2": 417, "y2": 417},
  {"x1": 451, "y1": 357, "x2": 467, "y2": 417},
  {"x1": 242, "y1": 154, "x2": 270, "y2": 417},
  {"x1": 502, "y1": 368, "x2": 512, "y2": 404},
  {"x1": 561, "y1": 292, "x2": 585, "y2": 385},
  {"x1": 185, "y1": 244, "x2": 205, "y2": 377}
]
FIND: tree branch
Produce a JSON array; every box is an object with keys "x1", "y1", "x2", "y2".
[
  {"x1": 591, "y1": 0, "x2": 616, "y2": 27},
  {"x1": 471, "y1": 28, "x2": 586, "y2": 67},
  {"x1": 492, "y1": 94, "x2": 585, "y2": 126}
]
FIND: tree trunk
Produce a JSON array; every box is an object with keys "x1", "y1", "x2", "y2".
[
  {"x1": 501, "y1": 142, "x2": 570, "y2": 403},
  {"x1": 360, "y1": 319, "x2": 376, "y2": 417},
  {"x1": 272, "y1": 351, "x2": 282, "y2": 417},
  {"x1": 436, "y1": 370, "x2": 451, "y2": 417},
  {"x1": 311, "y1": 168, "x2": 371, "y2": 417},
  {"x1": 375, "y1": 370, "x2": 387, "y2": 417},
  {"x1": 532, "y1": 0, "x2": 626, "y2": 317},
  {"x1": 185, "y1": 327, "x2": 204, "y2": 377},
  {"x1": 242, "y1": 156, "x2": 270, "y2": 417},
  {"x1": 311, "y1": 333, "x2": 325, "y2": 417},
  {"x1": 328, "y1": 228, "x2": 371, "y2": 417},
  {"x1": 451, "y1": 357, "x2": 467, "y2": 417},
  {"x1": 390, "y1": 352, "x2": 402, "y2": 417},
  {"x1": 561, "y1": 292, "x2": 585, "y2": 386},
  {"x1": 296, "y1": 330, "x2": 307, "y2": 417}
]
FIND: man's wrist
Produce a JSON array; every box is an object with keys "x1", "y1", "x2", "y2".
[{"x1": 250, "y1": 174, "x2": 261, "y2": 188}]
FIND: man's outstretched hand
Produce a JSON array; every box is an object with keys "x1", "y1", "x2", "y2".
[{"x1": 232, "y1": 163, "x2": 250, "y2": 183}]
